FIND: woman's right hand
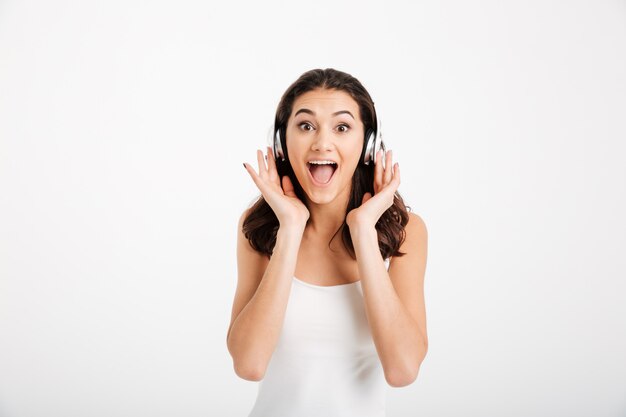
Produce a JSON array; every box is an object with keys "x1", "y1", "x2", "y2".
[{"x1": 243, "y1": 146, "x2": 310, "y2": 231}]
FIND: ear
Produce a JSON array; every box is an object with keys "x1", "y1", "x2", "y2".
[{"x1": 362, "y1": 192, "x2": 372, "y2": 205}]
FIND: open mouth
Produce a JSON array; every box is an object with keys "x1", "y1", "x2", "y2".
[{"x1": 307, "y1": 161, "x2": 338, "y2": 186}]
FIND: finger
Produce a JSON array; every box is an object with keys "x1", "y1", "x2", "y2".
[
  {"x1": 380, "y1": 165, "x2": 400, "y2": 191},
  {"x1": 256, "y1": 149, "x2": 268, "y2": 179},
  {"x1": 266, "y1": 146, "x2": 279, "y2": 183},
  {"x1": 362, "y1": 192, "x2": 372, "y2": 205},
  {"x1": 374, "y1": 150, "x2": 384, "y2": 190},
  {"x1": 384, "y1": 150, "x2": 393, "y2": 184},
  {"x1": 390, "y1": 163, "x2": 401, "y2": 190},
  {"x1": 282, "y1": 175, "x2": 296, "y2": 198},
  {"x1": 243, "y1": 162, "x2": 267, "y2": 194}
]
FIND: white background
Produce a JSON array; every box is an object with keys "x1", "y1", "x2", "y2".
[{"x1": 1, "y1": 1, "x2": 625, "y2": 416}]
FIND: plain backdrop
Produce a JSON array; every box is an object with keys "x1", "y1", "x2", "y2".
[{"x1": 1, "y1": 0, "x2": 625, "y2": 416}]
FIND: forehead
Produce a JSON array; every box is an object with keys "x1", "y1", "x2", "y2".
[{"x1": 291, "y1": 88, "x2": 360, "y2": 119}]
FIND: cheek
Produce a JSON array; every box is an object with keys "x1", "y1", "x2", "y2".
[
  {"x1": 285, "y1": 127, "x2": 308, "y2": 151},
  {"x1": 285, "y1": 141, "x2": 310, "y2": 179},
  {"x1": 286, "y1": 140, "x2": 305, "y2": 166},
  {"x1": 341, "y1": 141, "x2": 364, "y2": 166}
]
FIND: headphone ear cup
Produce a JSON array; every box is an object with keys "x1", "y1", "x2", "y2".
[
  {"x1": 274, "y1": 128, "x2": 285, "y2": 161},
  {"x1": 362, "y1": 128, "x2": 376, "y2": 165}
]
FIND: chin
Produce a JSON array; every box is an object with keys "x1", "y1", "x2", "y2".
[
  {"x1": 305, "y1": 192, "x2": 337, "y2": 206},
  {"x1": 303, "y1": 180, "x2": 352, "y2": 207}
]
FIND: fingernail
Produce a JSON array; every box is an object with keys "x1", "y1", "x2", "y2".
[{"x1": 242, "y1": 163, "x2": 246, "y2": 168}]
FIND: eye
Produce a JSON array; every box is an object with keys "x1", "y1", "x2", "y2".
[
  {"x1": 337, "y1": 123, "x2": 350, "y2": 133},
  {"x1": 298, "y1": 122, "x2": 314, "y2": 131}
]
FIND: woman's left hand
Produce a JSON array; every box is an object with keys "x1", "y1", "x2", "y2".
[{"x1": 346, "y1": 149, "x2": 400, "y2": 230}]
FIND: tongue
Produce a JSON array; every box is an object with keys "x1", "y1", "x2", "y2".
[{"x1": 309, "y1": 164, "x2": 335, "y2": 184}]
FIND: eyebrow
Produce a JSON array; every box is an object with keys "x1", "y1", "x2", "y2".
[{"x1": 294, "y1": 108, "x2": 355, "y2": 120}]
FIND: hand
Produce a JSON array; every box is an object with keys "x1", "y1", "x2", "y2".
[
  {"x1": 346, "y1": 149, "x2": 400, "y2": 230},
  {"x1": 243, "y1": 146, "x2": 310, "y2": 230}
]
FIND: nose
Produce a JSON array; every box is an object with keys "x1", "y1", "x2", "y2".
[{"x1": 311, "y1": 125, "x2": 334, "y2": 153}]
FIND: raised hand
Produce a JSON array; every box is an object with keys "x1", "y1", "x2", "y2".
[
  {"x1": 243, "y1": 146, "x2": 310, "y2": 231},
  {"x1": 346, "y1": 149, "x2": 400, "y2": 229}
]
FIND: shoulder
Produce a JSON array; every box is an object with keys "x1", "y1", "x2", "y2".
[
  {"x1": 406, "y1": 212, "x2": 427, "y2": 234},
  {"x1": 235, "y1": 205, "x2": 269, "y2": 296},
  {"x1": 389, "y1": 211, "x2": 427, "y2": 268},
  {"x1": 237, "y1": 207, "x2": 261, "y2": 255},
  {"x1": 237, "y1": 207, "x2": 250, "y2": 230},
  {"x1": 403, "y1": 212, "x2": 427, "y2": 250},
  {"x1": 237, "y1": 205, "x2": 258, "y2": 238}
]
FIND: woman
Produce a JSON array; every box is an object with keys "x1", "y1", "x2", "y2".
[{"x1": 227, "y1": 68, "x2": 428, "y2": 416}]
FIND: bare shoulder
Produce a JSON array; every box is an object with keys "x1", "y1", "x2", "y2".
[
  {"x1": 388, "y1": 211, "x2": 428, "y2": 275},
  {"x1": 236, "y1": 206, "x2": 269, "y2": 281},
  {"x1": 236, "y1": 207, "x2": 269, "y2": 260},
  {"x1": 395, "y1": 211, "x2": 428, "y2": 261},
  {"x1": 407, "y1": 212, "x2": 427, "y2": 237}
]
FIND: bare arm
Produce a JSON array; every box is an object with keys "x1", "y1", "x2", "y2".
[
  {"x1": 228, "y1": 147, "x2": 309, "y2": 380},
  {"x1": 227, "y1": 224, "x2": 304, "y2": 381},
  {"x1": 345, "y1": 151, "x2": 428, "y2": 387},
  {"x1": 349, "y1": 213, "x2": 428, "y2": 387}
]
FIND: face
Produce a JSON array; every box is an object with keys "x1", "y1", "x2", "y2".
[{"x1": 285, "y1": 88, "x2": 364, "y2": 206}]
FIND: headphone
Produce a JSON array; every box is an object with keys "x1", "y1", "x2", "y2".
[{"x1": 267, "y1": 113, "x2": 385, "y2": 166}]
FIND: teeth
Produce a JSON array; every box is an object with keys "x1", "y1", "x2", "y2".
[{"x1": 308, "y1": 160, "x2": 337, "y2": 165}]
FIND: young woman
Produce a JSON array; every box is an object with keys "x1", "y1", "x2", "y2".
[{"x1": 227, "y1": 68, "x2": 428, "y2": 416}]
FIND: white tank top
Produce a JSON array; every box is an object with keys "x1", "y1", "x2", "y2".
[{"x1": 247, "y1": 258, "x2": 391, "y2": 417}]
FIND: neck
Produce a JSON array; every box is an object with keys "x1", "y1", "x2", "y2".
[{"x1": 304, "y1": 193, "x2": 350, "y2": 241}]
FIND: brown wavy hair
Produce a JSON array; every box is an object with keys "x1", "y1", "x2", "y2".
[{"x1": 243, "y1": 68, "x2": 411, "y2": 260}]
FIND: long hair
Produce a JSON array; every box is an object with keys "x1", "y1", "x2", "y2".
[{"x1": 243, "y1": 68, "x2": 411, "y2": 259}]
